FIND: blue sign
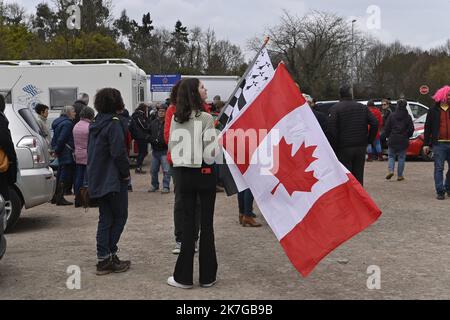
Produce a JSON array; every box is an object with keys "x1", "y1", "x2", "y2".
[{"x1": 150, "y1": 74, "x2": 181, "y2": 92}]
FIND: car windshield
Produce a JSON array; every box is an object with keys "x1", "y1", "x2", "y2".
[{"x1": 415, "y1": 114, "x2": 427, "y2": 124}]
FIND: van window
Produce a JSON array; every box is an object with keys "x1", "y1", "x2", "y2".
[
  {"x1": 18, "y1": 108, "x2": 41, "y2": 134},
  {"x1": 0, "y1": 90, "x2": 12, "y2": 104},
  {"x1": 409, "y1": 103, "x2": 428, "y2": 119},
  {"x1": 139, "y1": 86, "x2": 145, "y2": 103},
  {"x1": 49, "y1": 88, "x2": 77, "y2": 110}
]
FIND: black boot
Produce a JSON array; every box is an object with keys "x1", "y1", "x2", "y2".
[{"x1": 56, "y1": 182, "x2": 73, "y2": 206}]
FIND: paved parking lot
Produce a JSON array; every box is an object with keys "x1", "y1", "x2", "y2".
[{"x1": 0, "y1": 160, "x2": 449, "y2": 300}]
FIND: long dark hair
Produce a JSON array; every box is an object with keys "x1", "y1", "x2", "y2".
[
  {"x1": 170, "y1": 80, "x2": 181, "y2": 106},
  {"x1": 175, "y1": 78, "x2": 203, "y2": 124}
]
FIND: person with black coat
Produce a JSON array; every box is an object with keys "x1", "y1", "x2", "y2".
[
  {"x1": 327, "y1": 85, "x2": 379, "y2": 186},
  {"x1": 51, "y1": 106, "x2": 76, "y2": 206},
  {"x1": 0, "y1": 95, "x2": 18, "y2": 204},
  {"x1": 148, "y1": 104, "x2": 171, "y2": 193},
  {"x1": 87, "y1": 88, "x2": 131, "y2": 275},
  {"x1": 384, "y1": 99, "x2": 414, "y2": 181},
  {"x1": 131, "y1": 103, "x2": 150, "y2": 174}
]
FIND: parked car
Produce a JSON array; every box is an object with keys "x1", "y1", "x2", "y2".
[
  {"x1": 407, "y1": 114, "x2": 433, "y2": 161},
  {"x1": 315, "y1": 99, "x2": 429, "y2": 121},
  {"x1": 3, "y1": 102, "x2": 56, "y2": 232},
  {"x1": 0, "y1": 195, "x2": 6, "y2": 260}
]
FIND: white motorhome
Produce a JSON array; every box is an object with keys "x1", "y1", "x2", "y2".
[
  {"x1": 0, "y1": 59, "x2": 149, "y2": 118},
  {"x1": 149, "y1": 75, "x2": 239, "y2": 103}
]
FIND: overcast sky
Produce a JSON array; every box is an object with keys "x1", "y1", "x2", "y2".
[{"x1": 9, "y1": 0, "x2": 450, "y2": 57}]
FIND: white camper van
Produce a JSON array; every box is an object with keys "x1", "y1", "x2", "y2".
[
  {"x1": 0, "y1": 59, "x2": 149, "y2": 119},
  {"x1": 149, "y1": 75, "x2": 239, "y2": 102}
]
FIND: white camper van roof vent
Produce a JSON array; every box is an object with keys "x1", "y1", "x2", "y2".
[{"x1": 0, "y1": 59, "x2": 138, "y2": 68}]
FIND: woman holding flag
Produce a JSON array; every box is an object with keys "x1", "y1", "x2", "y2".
[{"x1": 167, "y1": 78, "x2": 219, "y2": 289}]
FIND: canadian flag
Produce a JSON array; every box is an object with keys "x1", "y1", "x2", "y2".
[{"x1": 221, "y1": 63, "x2": 382, "y2": 277}]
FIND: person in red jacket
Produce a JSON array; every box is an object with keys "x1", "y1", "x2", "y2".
[{"x1": 367, "y1": 100, "x2": 384, "y2": 162}]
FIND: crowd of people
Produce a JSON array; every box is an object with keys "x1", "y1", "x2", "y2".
[
  {"x1": 1, "y1": 80, "x2": 449, "y2": 288},
  {"x1": 307, "y1": 85, "x2": 450, "y2": 199}
]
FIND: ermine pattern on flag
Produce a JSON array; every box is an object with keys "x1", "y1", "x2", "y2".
[
  {"x1": 222, "y1": 63, "x2": 382, "y2": 277},
  {"x1": 220, "y1": 48, "x2": 275, "y2": 127}
]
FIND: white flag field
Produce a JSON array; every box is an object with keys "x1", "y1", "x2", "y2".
[{"x1": 219, "y1": 50, "x2": 382, "y2": 277}]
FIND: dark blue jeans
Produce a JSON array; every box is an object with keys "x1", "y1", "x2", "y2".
[
  {"x1": 388, "y1": 148, "x2": 407, "y2": 177},
  {"x1": 74, "y1": 164, "x2": 86, "y2": 196},
  {"x1": 151, "y1": 150, "x2": 171, "y2": 190},
  {"x1": 433, "y1": 143, "x2": 450, "y2": 195},
  {"x1": 96, "y1": 182, "x2": 129, "y2": 260},
  {"x1": 238, "y1": 189, "x2": 254, "y2": 217}
]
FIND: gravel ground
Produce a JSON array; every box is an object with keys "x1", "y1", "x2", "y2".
[{"x1": 0, "y1": 159, "x2": 449, "y2": 300}]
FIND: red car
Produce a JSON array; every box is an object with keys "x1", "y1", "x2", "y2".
[{"x1": 407, "y1": 114, "x2": 433, "y2": 161}]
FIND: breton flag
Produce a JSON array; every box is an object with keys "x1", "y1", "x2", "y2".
[
  {"x1": 221, "y1": 63, "x2": 382, "y2": 277},
  {"x1": 218, "y1": 47, "x2": 274, "y2": 128},
  {"x1": 218, "y1": 46, "x2": 275, "y2": 193}
]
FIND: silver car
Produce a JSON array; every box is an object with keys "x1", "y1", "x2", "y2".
[
  {"x1": 4, "y1": 103, "x2": 56, "y2": 232},
  {"x1": 0, "y1": 195, "x2": 6, "y2": 259}
]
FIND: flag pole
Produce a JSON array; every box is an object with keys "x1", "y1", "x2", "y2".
[{"x1": 217, "y1": 36, "x2": 270, "y2": 127}]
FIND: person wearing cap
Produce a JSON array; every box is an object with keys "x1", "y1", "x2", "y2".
[{"x1": 148, "y1": 103, "x2": 171, "y2": 193}]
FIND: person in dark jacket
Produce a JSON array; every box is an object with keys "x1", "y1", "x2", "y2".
[
  {"x1": 148, "y1": 103, "x2": 171, "y2": 193},
  {"x1": 327, "y1": 85, "x2": 379, "y2": 186},
  {"x1": 87, "y1": 88, "x2": 131, "y2": 275},
  {"x1": 423, "y1": 85, "x2": 450, "y2": 200},
  {"x1": 51, "y1": 106, "x2": 76, "y2": 206},
  {"x1": 73, "y1": 93, "x2": 89, "y2": 124},
  {"x1": 0, "y1": 95, "x2": 18, "y2": 204},
  {"x1": 384, "y1": 99, "x2": 414, "y2": 181},
  {"x1": 131, "y1": 103, "x2": 150, "y2": 174},
  {"x1": 380, "y1": 99, "x2": 392, "y2": 150}
]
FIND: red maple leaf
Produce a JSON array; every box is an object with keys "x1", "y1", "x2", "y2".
[{"x1": 271, "y1": 138, "x2": 319, "y2": 196}]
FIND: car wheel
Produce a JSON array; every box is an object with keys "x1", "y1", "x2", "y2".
[
  {"x1": 420, "y1": 148, "x2": 434, "y2": 162},
  {"x1": 5, "y1": 188, "x2": 23, "y2": 233}
]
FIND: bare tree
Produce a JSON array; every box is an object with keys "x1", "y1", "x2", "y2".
[{"x1": 266, "y1": 10, "x2": 355, "y2": 98}]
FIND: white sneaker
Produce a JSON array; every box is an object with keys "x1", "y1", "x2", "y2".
[
  {"x1": 172, "y1": 242, "x2": 181, "y2": 255},
  {"x1": 167, "y1": 276, "x2": 193, "y2": 289},
  {"x1": 200, "y1": 280, "x2": 217, "y2": 288}
]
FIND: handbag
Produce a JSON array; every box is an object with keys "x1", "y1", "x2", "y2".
[
  {"x1": 0, "y1": 148, "x2": 9, "y2": 173},
  {"x1": 79, "y1": 186, "x2": 99, "y2": 210}
]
